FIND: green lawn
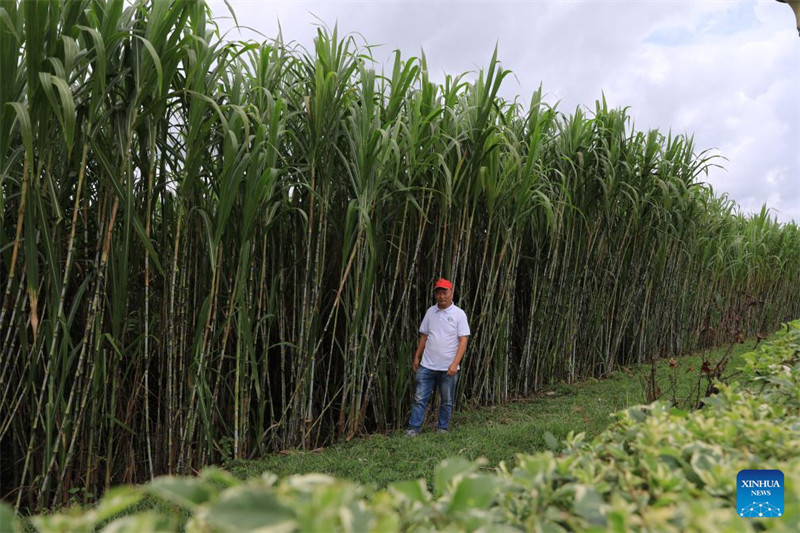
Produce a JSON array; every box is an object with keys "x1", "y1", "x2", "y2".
[{"x1": 226, "y1": 339, "x2": 759, "y2": 488}]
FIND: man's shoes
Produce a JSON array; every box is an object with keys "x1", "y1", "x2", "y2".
[
  {"x1": 404, "y1": 428, "x2": 420, "y2": 438},
  {"x1": 435, "y1": 427, "x2": 449, "y2": 434}
]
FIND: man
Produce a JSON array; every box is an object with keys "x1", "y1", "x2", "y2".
[{"x1": 405, "y1": 278, "x2": 470, "y2": 436}]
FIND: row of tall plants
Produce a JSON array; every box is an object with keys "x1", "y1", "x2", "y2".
[
  {"x1": 1, "y1": 0, "x2": 799, "y2": 511},
  {"x1": 4, "y1": 322, "x2": 800, "y2": 532}
]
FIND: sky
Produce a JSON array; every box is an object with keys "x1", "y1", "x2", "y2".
[{"x1": 208, "y1": 0, "x2": 800, "y2": 224}]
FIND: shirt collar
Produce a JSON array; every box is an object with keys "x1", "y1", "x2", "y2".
[{"x1": 435, "y1": 303, "x2": 454, "y2": 313}]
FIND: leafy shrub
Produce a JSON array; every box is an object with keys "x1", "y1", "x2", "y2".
[{"x1": 3, "y1": 321, "x2": 799, "y2": 532}]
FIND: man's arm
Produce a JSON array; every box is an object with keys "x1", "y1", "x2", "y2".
[
  {"x1": 447, "y1": 336, "x2": 468, "y2": 376},
  {"x1": 412, "y1": 334, "x2": 427, "y2": 372}
]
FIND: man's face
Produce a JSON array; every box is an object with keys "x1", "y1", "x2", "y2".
[{"x1": 434, "y1": 287, "x2": 453, "y2": 308}]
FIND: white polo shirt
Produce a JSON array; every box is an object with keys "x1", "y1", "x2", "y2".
[{"x1": 419, "y1": 303, "x2": 470, "y2": 371}]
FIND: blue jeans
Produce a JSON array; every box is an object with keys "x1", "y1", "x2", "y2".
[{"x1": 408, "y1": 366, "x2": 458, "y2": 430}]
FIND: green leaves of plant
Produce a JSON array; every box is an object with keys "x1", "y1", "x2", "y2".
[
  {"x1": 0, "y1": 503, "x2": 21, "y2": 533},
  {"x1": 7, "y1": 101, "x2": 32, "y2": 158},
  {"x1": 433, "y1": 456, "x2": 477, "y2": 498},
  {"x1": 150, "y1": 476, "x2": 216, "y2": 508},
  {"x1": 544, "y1": 431, "x2": 560, "y2": 451},
  {"x1": 92, "y1": 487, "x2": 144, "y2": 524},
  {"x1": 198, "y1": 488, "x2": 296, "y2": 532},
  {"x1": 38, "y1": 72, "x2": 76, "y2": 156},
  {"x1": 448, "y1": 476, "x2": 497, "y2": 512},
  {"x1": 389, "y1": 479, "x2": 430, "y2": 503},
  {"x1": 571, "y1": 484, "x2": 605, "y2": 526}
]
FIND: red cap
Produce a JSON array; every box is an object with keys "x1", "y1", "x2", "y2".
[{"x1": 433, "y1": 278, "x2": 453, "y2": 291}]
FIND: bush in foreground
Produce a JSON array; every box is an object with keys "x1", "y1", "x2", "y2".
[{"x1": 2, "y1": 321, "x2": 799, "y2": 532}]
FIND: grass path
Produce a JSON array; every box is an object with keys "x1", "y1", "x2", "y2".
[{"x1": 226, "y1": 339, "x2": 758, "y2": 488}]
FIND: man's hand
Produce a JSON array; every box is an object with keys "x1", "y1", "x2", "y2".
[
  {"x1": 447, "y1": 336, "x2": 467, "y2": 376},
  {"x1": 412, "y1": 334, "x2": 427, "y2": 373}
]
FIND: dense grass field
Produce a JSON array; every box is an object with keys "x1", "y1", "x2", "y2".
[{"x1": 226, "y1": 339, "x2": 757, "y2": 488}]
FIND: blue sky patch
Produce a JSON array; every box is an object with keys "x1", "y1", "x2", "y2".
[{"x1": 645, "y1": 1, "x2": 756, "y2": 46}]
